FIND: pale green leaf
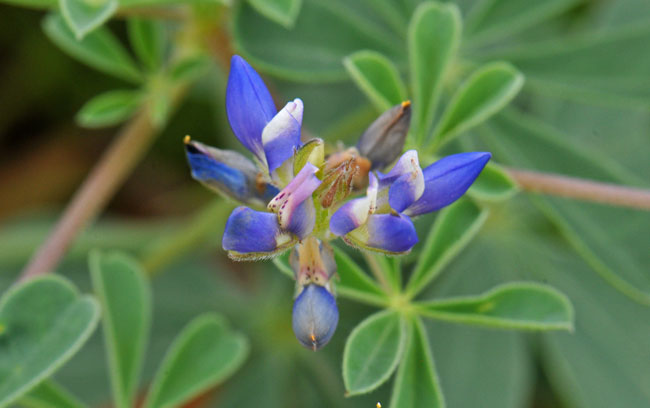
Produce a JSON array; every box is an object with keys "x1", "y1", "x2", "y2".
[
  {"x1": 247, "y1": 0, "x2": 302, "y2": 28},
  {"x1": 0, "y1": 276, "x2": 100, "y2": 407},
  {"x1": 416, "y1": 282, "x2": 574, "y2": 330},
  {"x1": 408, "y1": 1, "x2": 461, "y2": 142},
  {"x1": 76, "y1": 89, "x2": 142, "y2": 128},
  {"x1": 467, "y1": 162, "x2": 519, "y2": 202},
  {"x1": 127, "y1": 18, "x2": 165, "y2": 72},
  {"x1": 90, "y1": 251, "x2": 151, "y2": 408},
  {"x1": 143, "y1": 313, "x2": 249, "y2": 408},
  {"x1": 42, "y1": 14, "x2": 142, "y2": 83},
  {"x1": 169, "y1": 54, "x2": 213, "y2": 83},
  {"x1": 343, "y1": 310, "x2": 406, "y2": 395},
  {"x1": 389, "y1": 317, "x2": 445, "y2": 408},
  {"x1": 343, "y1": 50, "x2": 407, "y2": 112},
  {"x1": 406, "y1": 198, "x2": 488, "y2": 297},
  {"x1": 59, "y1": 0, "x2": 117, "y2": 39},
  {"x1": 432, "y1": 61, "x2": 523, "y2": 148},
  {"x1": 19, "y1": 380, "x2": 85, "y2": 408}
]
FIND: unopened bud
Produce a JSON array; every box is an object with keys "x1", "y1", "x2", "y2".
[{"x1": 357, "y1": 101, "x2": 411, "y2": 170}]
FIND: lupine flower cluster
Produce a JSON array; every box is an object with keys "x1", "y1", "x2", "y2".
[{"x1": 185, "y1": 56, "x2": 490, "y2": 350}]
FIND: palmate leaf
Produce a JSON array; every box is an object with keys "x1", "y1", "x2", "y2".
[
  {"x1": 76, "y1": 89, "x2": 143, "y2": 128},
  {"x1": 127, "y1": 18, "x2": 166, "y2": 72},
  {"x1": 416, "y1": 282, "x2": 574, "y2": 331},
  {"x1": 247, "y1": 0, "x2": 303, "y2": 28},
  {"x1": 59, "y1": 0, "x2": 117, "y2": 39},
  {"x1": 19, "y1": 380, "x2": 85, "y2": 408},
  {"x1": 0, "y1": 276, "x2": 100, "y2": 407},
  {"x1": 90, "y1": 251, "x2": 151, "y2": 408},
  {"x1": 343, "y1": 310, "x2": 406, "y2": 396},
  {"x1": 467, "y1": 162, "x2": 519, "y2": 202}
]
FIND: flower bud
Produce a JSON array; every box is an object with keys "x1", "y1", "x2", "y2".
[
  {"x1": 292, "y1": 284, "x2": 339, "y2": 351},
  {"x1": 357, "y1": 101, "x2": 412, "y2": 170}
]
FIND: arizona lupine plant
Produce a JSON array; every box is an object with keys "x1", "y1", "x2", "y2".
[{"x1": 185, "y1": 55, "x2": 490, "y2": 350}]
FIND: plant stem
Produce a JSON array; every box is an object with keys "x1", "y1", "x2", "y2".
[
  {"x1": 507, "y1": 168, "x2": 650, "y2": 211},
  {"x1": 16, "y1": 89, "x2": 186, "y2": 282}
]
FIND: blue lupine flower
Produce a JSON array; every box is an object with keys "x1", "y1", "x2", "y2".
[{"x1": 185, "y1": 55, "x2": 491, "y2": 351}]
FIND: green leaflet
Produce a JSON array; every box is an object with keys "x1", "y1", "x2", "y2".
[
  {"x1": 90, "y1": 251, "x2": 151, "y2": 408},
  {"x1": 416, "y1": 282, "x2": 574, "y2": 331},
  {"x1": 0, "y1": 276, "x2": 100, "y2": 407},
  {"x1": 406, "y1": 198, "x2": 489, "y2": 298},
  {"x1": 408, "y1": 1, "x2": 461, "y2": 143},
  {"x1": 76, "y1": 89, "x2": 143, "y2": 128},
  {"x1": 143, "y1": 313, "x2": 249, "y2": 408},
  {"x1": 59, "y1": 0, "x2": 117, "y2": 39},
  {"x1": 42, "y1": 14, "x2": 142, "y2": 83},
  {"x1": 389, "y1": 317, "x2": 445, "y2": 408},
  {"x1": 19, "y1": 380, "x2": 85, "y2": 408},
  {"x1": 344, "y1": 50, "x2": 407, "y2": 112},
  {"x1": 431, "y1": 61, "x2": 523, "y2": 148},
  {"x1": 343, "y1": 310, "x2": 406, "y2": 395},
  {"x1": 127, "y1": 18, "x2": 166, "y2": 72},
  {"x1": 467, "y1": 162, "x2": 519, "y2": 202}
]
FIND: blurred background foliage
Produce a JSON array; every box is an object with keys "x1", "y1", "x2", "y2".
[{"x1": 0, "y1": 0, "x2": 649, "y2": 407}]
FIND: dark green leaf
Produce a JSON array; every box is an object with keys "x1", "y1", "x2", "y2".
[
  {"x1": 169, "y1": 54, "x2": 213, "y2": 83},
  {"x1": 127, "y1": 18, "x2": 165, "y2": 72},
  {"x1": 467, "y1": 162, "x2": 519, "y2": 202},
  {"x1": 432, "y1": 62, "x2": 523, "y2": 148},
  {"x1": 343, "y1": 310, "x2": 406, "y2": 395},
  {"x1": 416, "y1": 282, "x2": 574, "y2": 330},
  {"x1": 76, "y1": 89, "x2": 142, "y2": 128},
  {"x1": 406, "y1": 199, "x2": 488, "y2": 297},
  {"x1": 0, "y1": 276, "x2": 100, "y2": 407},
  {"x1": 90, "y1": 251, "x2": 151, "y2": 408},
  {"x1": 19, "y1": 380, "x2": 85, "y2": 408},
  {"x1": 143, "y1": 313, "x2": 249, "y2": 408},
  {"x1": 59, "y1": 0, "x2": 117, "y2": 39},
  {"x1": 43, "y1": 14, "x2": 143, "y2": 83},
  {"x1": 232, "y1": 0, "x2": 402, "y2": 82},
  {"x1": 247, "y1": 0, "x2": 302, "y2": 28},
  {"x1": 389, "y1": 317, "x2": 445, "y2": 408},
  {"x1": 343, "y1": 50, "x2": 406, "y2": 112},
  {"x1": 332, "y1": 246, "x2": 388, "y2": 306},
  {"x1": 408, "y1": 1, "x2": 461, "y2": 142}
]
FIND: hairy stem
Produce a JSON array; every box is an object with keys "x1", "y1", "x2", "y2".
[
  {"x1": 507, "y1": 168, "x2": 650, "y2": 211},
  {"x1": 17, "y1": 86, "x2": 187, "y2": 282}
]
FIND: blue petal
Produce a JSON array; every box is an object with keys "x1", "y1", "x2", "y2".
[
  {"x1": 226, "y1": 55, "x2": 277, "y2": 161},
  {"x1": 292, "y1": 284, "x2": 339, "y2": 351},
  {"x1": 222, "y1": 207, "x2": 294, "y2": 254},
  {"x1": 263, "y1": 99, "x2": 303, "y2": 173},
  {"x1": 185, "y1": 140, "x2": 279, "y2": 205},
  {"x1": 329, "y1": 173, "x2": 377, "y2": 236},
  {"x1": 347, "y1": 213, "x2": 418, "y2": 253},
  {"x1": 388, "y1": 170, "x2": 424, "y2": 213},
  {"x1": 405, "y1": 152, "x2": 491, "y2": 216}
]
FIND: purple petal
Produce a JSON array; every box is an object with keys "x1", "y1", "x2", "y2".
[
  {"x1": 378, "y1": 150, "x2": 421, "y2": 187},
  {"x1": 267, "y1": 163, "x2": 321, "y2": 238},
  {"x1": 405, "y1": 152, "x2": 491, "y2": 216},
  {"x1": 292, "y1": 284, "x2": 339, "y2": 351},
  {"x1": 329, "y1": 173, "x2": 378, "y2": 236},
  {"x1": 388, "y1": 167, "x2": 424, "y2": 213},
  {"x1": 262, "y1": 99, "x2": 303, "y2": 173},
  {"x1": 222, "y1": 207, "x2": 293, "y2": 254},
  {"x1": 347, "y1": 213, "x2": 418, "y2": 253},
  {"x1": 226, "y1": 55, "x2": 277, "y2": 161}
]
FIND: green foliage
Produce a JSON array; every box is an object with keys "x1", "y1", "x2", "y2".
[
  {"x1": 0, "y1": 276, "x2": 100, "y2": 407},
  {"x1": 343, "y1": 50, "x2": 407, "y2": 111},
  {"x1": 247, "y1": 0, "x2": 302, "y2": 28},
  {"x1": 42, "y1": 14, "x2": 142, "y2": 83},
  {"x1": 416, "y1": 282, "x2": 574, "y2": 330},
  {"x1": 389, "y1": 317, "x2": 444, "y2": 408},
  {"x1": 467, "y1": 162, "x2": 519, "y2": 202},
  {"x1": 406, "y1": 199, "x2": 488, "y2": 297},
  {"x1": 19, "y1": 380, "x2": 85, "y2": 408},
  {"x1": 127, "y1": 18, "x2": 166, "y2": 72},
  {"x1": 76, "y1": 90, "x2": 143, "y2": 128},
  {"x1": 408, "y1": 2, "x2": 460, "y2": 142},
  {"x1": 143, "y1": 313, "x2": 249, "y2": 408},
  {"x1": 90, "y1": 251, "x2": 151, "y2": 408},
  {"x1": 59, "y1": 0, "x2": 117, "y2": 40},
  {"x1": 343, "y1": 310, "x2": 406, "y2": 395},
  {"x1": 431, "y1": 61, "x2": 523, "y2": 148}
]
